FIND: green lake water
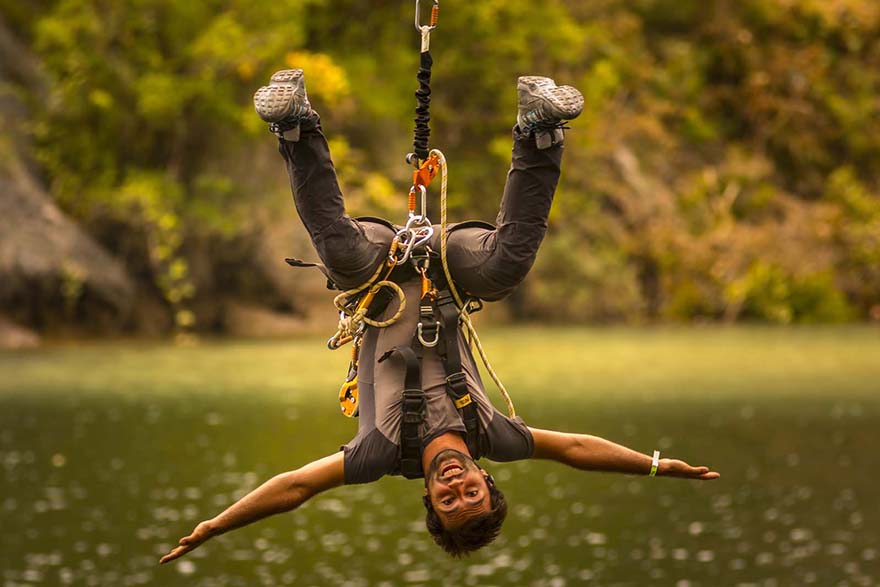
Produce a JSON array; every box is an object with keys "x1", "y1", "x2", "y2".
[{"x1": 1, "y1": 327, "x2": 878, "y2": 586}]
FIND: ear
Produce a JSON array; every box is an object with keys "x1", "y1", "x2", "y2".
[
  {"x1": 482, "y1": 471, "x2": 496, "y2": 488},
  {"x1": 423, "y1": 487, "x2": 428, "y2": 496}
]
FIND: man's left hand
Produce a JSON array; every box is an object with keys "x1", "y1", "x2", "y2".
[{"x1": 657, "y1": 459, "x2": 720, "y2": 480}]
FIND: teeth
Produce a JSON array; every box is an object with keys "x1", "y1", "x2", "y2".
[{"x1": 442, "y1": 464, "x2": 463, "y2": 478}]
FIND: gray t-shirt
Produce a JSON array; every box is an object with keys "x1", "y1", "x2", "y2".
[{"x1": 342, "y1": 277, "x2": 534, "y2": 484}]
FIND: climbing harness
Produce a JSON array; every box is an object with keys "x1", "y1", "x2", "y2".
[
  {"x1": 379, "y1": 280, "x2": 481, "y2": 479},
  {"x1": 300, "y1": 1, "x2": 515, "y2": 457}
]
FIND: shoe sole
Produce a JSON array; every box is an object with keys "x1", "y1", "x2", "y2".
[
  {"x1": 270, "y1": 69, "x2": 304, "y2": 84},
  {"x1": 254, "y1": 69, "x2": 306, "y2": 123},
  {"x1": 519, "y1": 76, "x2": 584, "y2": 120}
]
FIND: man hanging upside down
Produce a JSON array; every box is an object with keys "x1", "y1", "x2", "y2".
[{"x1": 160, "y1": 70, "x2": 719, "y2": 563}]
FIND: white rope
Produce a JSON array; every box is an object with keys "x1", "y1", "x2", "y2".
[{"x1": 433, "y1": 149, "x2": 517, "y2": 418}]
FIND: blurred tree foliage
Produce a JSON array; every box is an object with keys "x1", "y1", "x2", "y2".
[{"x1": 3, "y1": 0, "x2": 878, "y2": 330}]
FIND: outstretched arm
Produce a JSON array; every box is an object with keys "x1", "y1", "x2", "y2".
[
  {"x1": 159, "y1": 451, "x2": 345, "y2": 564},
  {"x1": 529, "y1": 427, "x2": 719, "y2": 480}
]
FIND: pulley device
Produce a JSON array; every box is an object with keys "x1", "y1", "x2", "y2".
[{"x1": 324, "y1": 2, "x2": 516, "y2": 468}]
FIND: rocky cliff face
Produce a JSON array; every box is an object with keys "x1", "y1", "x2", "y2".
[
  {"x1": 0, "y1": 174, "x2": 136, "y2": 333},
  {"x1": 0, "y1": 14, "x2": 135, "y2": 346}
]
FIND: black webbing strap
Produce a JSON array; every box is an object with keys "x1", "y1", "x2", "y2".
[
  {"x1": 413, "y1": 50, "x2": 433, "y2": 162},
  {"x1": 386, "y1": 282, "x2": 480, "y2": 479},
  {"x1": 284, "y1": 257, "x2": 337, "y2": 291},
  {"x1": 435, "y1": 290, "x2": 480, "y2": 458},
  {"x1": 364, "y1": 285, "x2": 395, "y2": 321},
  {"x1": 379, "y1": 345, "x2": 425, "y2": 479}
]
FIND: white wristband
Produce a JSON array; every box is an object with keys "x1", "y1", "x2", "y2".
[{"x1": 649, "y1": 450, "x2": 660, "y2": 477}]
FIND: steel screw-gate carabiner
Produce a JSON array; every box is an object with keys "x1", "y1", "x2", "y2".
[
  {"x1": 409, "y1": 185, "x2": 428, "y2": 220},
  {"x1": 414, "y1": 0, "x2": 439, "y2": 32}
]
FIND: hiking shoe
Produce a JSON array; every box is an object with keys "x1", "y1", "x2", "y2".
[
  {"x1": 254, "y1": 69, "x2": 312, "y2": 140},
  {"x1": 516, "y1": 76, "x2": 583, "y2": 148}
]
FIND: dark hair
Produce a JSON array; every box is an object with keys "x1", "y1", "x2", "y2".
[{"x1": 423, "y1": 475, "x2": 508, "y2": 558}]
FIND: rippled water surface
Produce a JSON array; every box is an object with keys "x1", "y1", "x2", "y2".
[{"x1": 2, "y1": 327, "x2": 878, "y2": 586}]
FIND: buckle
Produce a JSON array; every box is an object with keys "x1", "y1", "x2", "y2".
[
  {"x1": 446, "y1": 371, "x2": 468, "y2": 394},
  {"x1": 402, "y1": 390, "x2": 425, "y2": 423},
  {"x1": 466, "y1": 298, "x2": 484, "y2": 315}
]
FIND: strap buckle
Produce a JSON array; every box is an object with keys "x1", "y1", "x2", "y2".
[
  {"x1": 402, "y1": 389, "x2": 426, "y2": 424},
  {"x1": 446, "y1": 371, "x2": 468, "y2": 395},
  {"x1": 466, "y1": 298, "x2": 483, "y2": 315}
]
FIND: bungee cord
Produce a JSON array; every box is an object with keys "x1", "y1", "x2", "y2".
[{"x1": 326, "y1": 0, "x2": 516, "y2": 420}]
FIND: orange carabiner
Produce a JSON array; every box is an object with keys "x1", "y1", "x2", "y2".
[{"x1": 418, "y1": 267, "x2": 431, "y2": 299}]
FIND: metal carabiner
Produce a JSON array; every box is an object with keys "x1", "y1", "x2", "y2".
[
  {"x1": 395, "y1": 224, "x2": 434, "y2": 266},
  {"x1": 403, "y1": 214, "x2": 421, "y2": 231},
  {"x1": 411, "y1": 224, "x2": 433, "y2": 250},
  {"x1": 395, "y1": 227, "x2": 418, "y2": 265},
  {"x1": 388, "y1": 235, "x2": 401, "y2": 264},
  {"x1": 414, "y1": 0, "x2": 439, "y2": 32},
  {"x1": 409, "y1": 184, "x2": 429, "y2": 221},
  {"x1": 405, "y1": 215, "x2": 433, "y2": 247}
]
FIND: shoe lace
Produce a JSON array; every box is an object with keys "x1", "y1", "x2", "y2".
[
  {"x1": 521, "y1": 118, "x2": 571, "y2": 134},
  {"x1": 520, "y1": 103, "x2": 572, "y2": 132}
]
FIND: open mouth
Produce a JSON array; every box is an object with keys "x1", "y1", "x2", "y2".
[{"x1": 440, "y1": 461, "x2": 464, "y2": 478}]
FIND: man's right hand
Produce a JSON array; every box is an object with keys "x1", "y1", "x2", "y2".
[
  {"x1": 157, "y1": 452, "x2": 345, "y2": 566},
  {"x1": 159, "y1": 520, "x2": 216, "y2": 564}
]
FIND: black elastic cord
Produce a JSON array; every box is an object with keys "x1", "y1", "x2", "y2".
[{"x1": 413, "y1": 50, "x2": 433, "y2": 161}]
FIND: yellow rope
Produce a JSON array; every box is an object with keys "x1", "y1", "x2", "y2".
[
  {"x1": 362, "y1": 281, "x2": 406, "y2": 327},
  {"x1": 333, "y1": 249, "x2": 395, "y2": 313},
  {"x1": 433, "y1": 149, "x2": 517, "y2": 419},
  {"x1": 329, "y1": 242, "x2": 406, "y2": 348}
]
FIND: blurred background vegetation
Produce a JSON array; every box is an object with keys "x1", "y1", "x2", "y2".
[
  {"x1": 2, "y1": 5, "x2": 879, "y2": 584},
  {"x1": 2, "y1": 0, "x2": 879, "y2": 344}
]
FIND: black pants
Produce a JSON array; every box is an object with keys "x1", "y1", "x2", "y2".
[{"x1": 278, "y1": 114, "x2": 563, "y2": 301}]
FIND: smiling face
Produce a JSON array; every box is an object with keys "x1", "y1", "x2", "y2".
[{"x1": 424, "y1": 449, "x2": 492, "y2": 529}]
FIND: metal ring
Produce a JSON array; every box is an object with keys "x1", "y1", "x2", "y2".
[{"x1": 417, "y1": 322, "x2": 440, "y2": 347}]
